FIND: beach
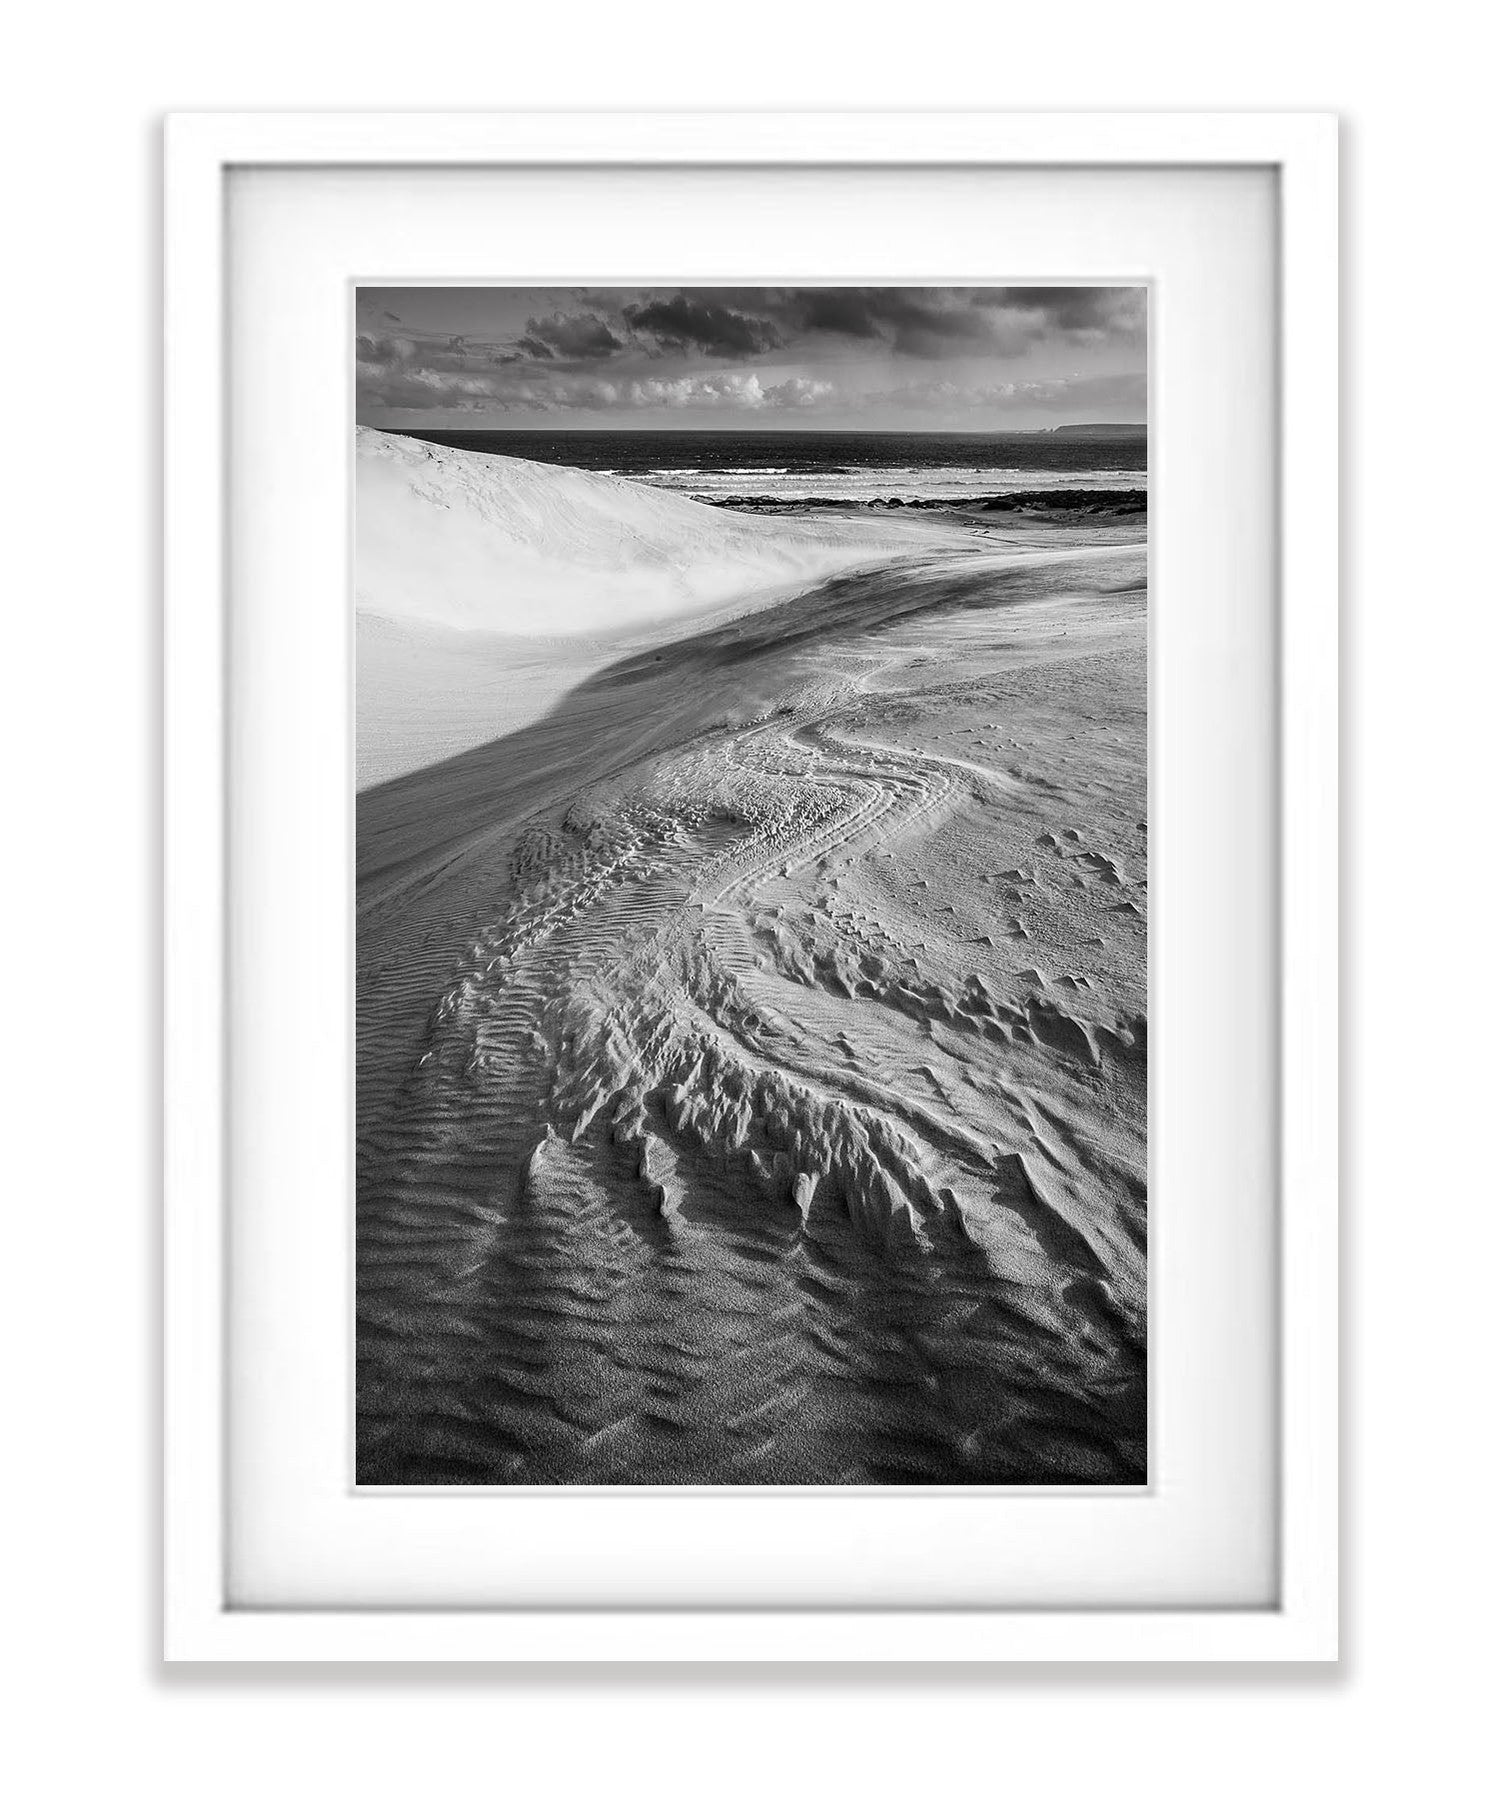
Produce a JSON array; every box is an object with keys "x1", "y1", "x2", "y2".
[{"x1": 355, "y1": 426, "x2": 1147, "y2": 1484}]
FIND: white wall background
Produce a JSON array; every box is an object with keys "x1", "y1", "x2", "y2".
[{"x1": 1, "y1": 4, "x2": 1492, "y2": 1791}]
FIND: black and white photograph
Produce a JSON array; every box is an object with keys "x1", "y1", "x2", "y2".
[
  {"x1": 355, "y1": 285, "x2": 1149, "y2": 1486},
  {"x1": 26, "y1": 6, "x2": 1499, "y2": 1777}
]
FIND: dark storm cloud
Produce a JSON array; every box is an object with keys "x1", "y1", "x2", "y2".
[
  {"x1": 766, "y1": 289, "x2": 1021, "y2": 360},
  {"x1": 623, "y1": 295, "x2": 783, "y2": 358},
  {"x1": 519, "y1": 310, "x2": 625, "y2": 360},
  {"x1": 784, "y1": 287, "x2": 1144, "y2": 356},
  {"x1": 883, "y1": 294, "x2": 1013, "y2": 360},
  {"x1": 790, "y1": 289, "x2": 886, "y2": 339},
  {"x1": 973, "y1": 286, "x2": 1146, "y2": 337},
  {"x1": 654, "y1": 286, "x2": 1091, "y2": 360}
]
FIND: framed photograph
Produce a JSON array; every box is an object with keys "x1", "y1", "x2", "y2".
[{"x1": 164, "y1": 112, "x2": 1338, "y2": 1661}]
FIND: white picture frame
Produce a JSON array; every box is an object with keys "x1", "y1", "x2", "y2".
[{"x1": 164, "y1": 111, "x2": 1338, "y2": 1663}]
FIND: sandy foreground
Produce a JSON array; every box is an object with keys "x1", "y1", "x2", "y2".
[{"x1": 356, "y1": 430, "x2": 1146, "y2": 1485}]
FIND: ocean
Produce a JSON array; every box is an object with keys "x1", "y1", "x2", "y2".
[{"x1": 392, "y1": 428, "x2": 1147, "y2": 505}]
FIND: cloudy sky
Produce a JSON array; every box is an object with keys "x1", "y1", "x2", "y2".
[{"x1": 356, "y1": 287, "x2": 1145, "y2": 432}]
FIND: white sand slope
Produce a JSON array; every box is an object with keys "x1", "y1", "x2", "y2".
[
  {"x1": 356, "y1": 425, "x2": 941, "y2": 637},
  {"x1": 356, "y1": 444, "x2": 1148, "y2": 1486}
]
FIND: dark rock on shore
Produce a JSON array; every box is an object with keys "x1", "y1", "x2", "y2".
[{"x1": 705, "y1": 489, "x2": 1147, "y2": 518}]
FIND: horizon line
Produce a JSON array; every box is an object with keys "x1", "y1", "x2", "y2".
[{"x1": 362, "y1": 420, "x2": 1148, "y2": 436}]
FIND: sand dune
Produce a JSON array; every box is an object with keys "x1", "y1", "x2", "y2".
[
  {"x1": 357, "y1": 446, "x2": 1147, "y2": 1485},
  {"x1": 356, "y1": 425, "x2": 945, "y2": 637}
]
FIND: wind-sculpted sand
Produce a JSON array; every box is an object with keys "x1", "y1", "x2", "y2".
[{"x1": 357, "y1": 437, "x2": 1147, "y2": 1485}]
